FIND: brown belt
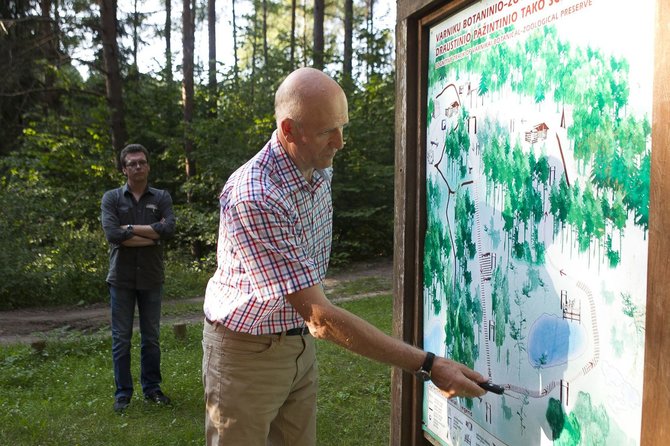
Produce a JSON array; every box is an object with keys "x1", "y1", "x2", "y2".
[{"x1": 205, "y1": 318, "x2": 309, "y2": 336}]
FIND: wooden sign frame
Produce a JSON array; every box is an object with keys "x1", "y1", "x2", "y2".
[{"x1": 391, "y1": 1, "x2": 670, "y2": 445}]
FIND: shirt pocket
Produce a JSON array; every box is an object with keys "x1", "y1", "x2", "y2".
[
  {"x1": 117, "y1": 205, "x2": 132, "y2": 224},
  {"x1": 145, "y1": 203, "x2": 162, "y2": 223}
]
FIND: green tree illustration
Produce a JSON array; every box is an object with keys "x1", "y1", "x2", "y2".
[
  {"x1": 491, "y1": 265, "x2": 511, "y2": 360},
  {"x1": 424, "y1": 176, "x2": 452, "y2": 315},
  {"x1": 546, "y1": 398, "x2": 566, "y2": 440}
]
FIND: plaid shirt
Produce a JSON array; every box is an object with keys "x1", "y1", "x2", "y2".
[{"x1": 204, "y1": 132, "x2": 333, "y2": 334}]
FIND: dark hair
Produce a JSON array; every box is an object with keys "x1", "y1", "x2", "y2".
[{"x1": 119, "y1": 144, "x2": 150, "y2": 167}]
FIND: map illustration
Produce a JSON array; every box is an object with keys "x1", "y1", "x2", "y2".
[{"x1": 422, "y1": 0, "x2": 654, "y2": 445}]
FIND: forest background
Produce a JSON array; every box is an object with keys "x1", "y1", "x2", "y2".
[{"x1": 0, "y1": 0, "x2": 396, "y2": 310}]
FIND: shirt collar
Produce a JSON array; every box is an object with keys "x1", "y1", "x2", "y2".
[
  {"x1": 122, "y1": 183, "x2": 152, "y2": 196},
  {"x1": 270, "y1": 131, "x2": 326, "y2": 192}
]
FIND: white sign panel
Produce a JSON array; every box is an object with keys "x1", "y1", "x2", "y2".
[{"x1": 423, "y1": 1, "x2": 654, "y2": 444}]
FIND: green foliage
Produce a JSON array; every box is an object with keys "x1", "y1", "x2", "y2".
[
  {"x1": 0, "y1": 14, "x2": 396, "y2": 309},
  {"x1": 0, "y1": 108, "x2": 115, "y2": 309},
  {"x1": 491, "y1": 265, "x2": 511, "y2": 358},
  {"x1": 510, "y1": 289, "x2": 528, "y2": 376},
  {"x1": 331, "y1": 73, "x2": 396, "y2": 262},
  {"x1": 162, "y1": 262, "x2": 212, "y2": 300},
  {"x1": 620, "y1": 292, "x2": 637, "y2": 318},
  {"x1": 547, "y1": 390, "x2": 635, "y2": 446},
  {"x1": 554, "y1": 392, "x2": 611, "y2": 446},
  {"x1": 425, "y1": 106, "x2": 481, "y2": 368},
  {"x1": 450, "y1": 25, "x2": 651, "y2": 270},
  {"x1": 501, "y1": 395, "x2": 513, "y2": 420},
  {"x1": 455, "y1": 189, "x2": 476, "y2": 285},
  {"x1": 546, "y1": 398, "x2": 566, "y2": 440},
  {"x1": 424, "y1": 177, "x2": 452, "y2": 314},
  {"x1": 445, "y1": 109, "x2": 471, "y2": 177},
  {"x1": 443, "y1": 279, "x2": 480, "y2": 368}
]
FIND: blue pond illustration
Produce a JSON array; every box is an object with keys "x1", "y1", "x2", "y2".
[{"x1": 527, "y1": 313, "x2": 587, "y2": 368}]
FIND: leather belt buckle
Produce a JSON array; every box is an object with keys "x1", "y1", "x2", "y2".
[{"x1": 283, "y1": 326, "x2": 309, "y2": 336}]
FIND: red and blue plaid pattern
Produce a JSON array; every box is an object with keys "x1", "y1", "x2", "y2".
[{"x1": 204, "y1": 132, "x2": 333, "y2": 334}]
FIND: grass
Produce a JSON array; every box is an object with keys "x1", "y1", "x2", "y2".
[
  {"x1": 326, "y1": 276, "x2": 393, "y2": 300},
  {"x1": 162, "y1": 263, "x2": 211, "y2": 301},
  {"x1": 160, "y1": 300, "x2": 203, "y2": 318},
  {"x1": 0, "y1": 289, "x2": 392, "y2": 445},
  {"x1": 315, "y1": 296, "x2": 393, "y2": 445}
]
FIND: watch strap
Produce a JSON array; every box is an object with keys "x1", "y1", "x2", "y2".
[
  {"x1": 415, "y1": 352, "x2": 435, "y2": 381},
  {"x1": 420, "y1": 352, "x2": 435, "y2": 374}
]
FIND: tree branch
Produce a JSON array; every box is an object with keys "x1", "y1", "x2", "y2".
[{"x1": 0, "y1": 86, "x2": 105, "y2": 98}]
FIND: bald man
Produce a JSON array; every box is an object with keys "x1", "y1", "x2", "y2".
[{"x1": 202, "y1": 67, "x2": 487, "y2": 446}]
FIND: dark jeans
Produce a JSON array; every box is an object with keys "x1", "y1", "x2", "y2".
[{"x1": 109, "y1": 286, "x2": 163, "y2": 399}]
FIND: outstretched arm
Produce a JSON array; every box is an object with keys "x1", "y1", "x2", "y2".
[{"x1": 286, "y1": 284, "x2": 487, "y2": 399}]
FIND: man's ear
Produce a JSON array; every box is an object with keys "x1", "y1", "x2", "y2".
[{"x1": 280, "y1": 118, "x2": 298, "y2": 143}]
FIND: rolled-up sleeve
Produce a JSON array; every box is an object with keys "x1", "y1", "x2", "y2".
[
  {"x1": 101, "y1": 190, "x2": 132, "y2": 244},
  {"x1": 151, "y1": 190, "x2": 176, "y2": 239}
]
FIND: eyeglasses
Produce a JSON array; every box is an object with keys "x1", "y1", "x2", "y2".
[{"x1": 125, "y1": 160, "x2": 148, "y2": 169}]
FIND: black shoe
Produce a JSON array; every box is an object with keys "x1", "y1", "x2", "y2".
[
  {"x1": 114, "y1": 396, "x2": 131, "y2": 412},
  {"x1": 144, "y1": 389, "x2": 171, "y2": 405}
]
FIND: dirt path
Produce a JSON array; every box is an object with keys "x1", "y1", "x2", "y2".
[{"x1": 0, "y1": 258, "x2": 393, "y2": 345}]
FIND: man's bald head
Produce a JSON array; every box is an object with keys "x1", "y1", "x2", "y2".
[{"x1": 274, "y1": 68, "x2": 344, "y2": 129}]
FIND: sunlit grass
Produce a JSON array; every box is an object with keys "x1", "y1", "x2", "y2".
[
  {"x1": 0, "y1": 293, "x2": 392, "y2": 446},
  {"x1": 316, "y1": 295, "x2": 393, "y2": 445},
  {"x1": 326, "y1": 276, "x2": 393, "y2": 299}
]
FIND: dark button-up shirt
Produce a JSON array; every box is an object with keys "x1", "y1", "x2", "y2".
[{"x1": 101, "y1": 184, "x2": 176, "y2": 289}]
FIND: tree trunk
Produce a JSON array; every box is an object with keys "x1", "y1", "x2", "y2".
[
  {"x1": 290, "y1": 0, "x2": 296, "y2": 69},
  {"x1": 262, "y1": 0, "x2": 268, "y2": 68},
  {"x1": 131, "y1": 0, "x2": 140, "y2": 77},
  {"x1": 250, "y1": 0, "x2": 258, "y2": 100},
  {"x1": 312, "y1": 0, "x2": 324, "y2": 69},
  {"x1": 366, "y1": 0, "x2": 375, "y2": 78},
  {"x1": 182, "y1": 0, "x2": 196, "y2": 181},
  {"x1": 182, "y1": 0, "x2": 200, "y2": 258},
  {"x1": 41, "y1": 1, "x2": 53, "y2": 58},
  {"x1": 41, "y1": 0, "x2": 60, "y2": 110},
  {"x1": 98, "y1": 0, "x2": 128, "y2": 166},
  {"x1": 343, "y1": 0, "x2": 353, "y2": 84},
  {"x1": 302, "y1": 0, "x2": 308, "y2": 66},
  {"x1": 208, "y1": 0, "x2": 217, "y2": 116},
  {"x1": 232, "y1": 0, "x2": 239, "y2": 82},
  {"x1": 165, "y1": 0, "x2": 173, "y2": 84}
]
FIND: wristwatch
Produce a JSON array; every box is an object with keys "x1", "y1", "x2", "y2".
[
  {"x1": 415, "y1": 352, "x2": 435, "y2": 382},
  {"x1": 126, "y1": 224, "x2": 134, "y2": 232}
]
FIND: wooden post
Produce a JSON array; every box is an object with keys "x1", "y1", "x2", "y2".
[
  {"x1": 640, "y1": 1, "x2": 670, "y2": 443},
  {"x1": 173, "y1": 323, "x2": 187, "y2": 340},
  {"x1": 391, "y1": 12, "x2": 422, "y2": 446},
  {"x1": 30, "y1": 340, "x2": 47, "y2": 353}
]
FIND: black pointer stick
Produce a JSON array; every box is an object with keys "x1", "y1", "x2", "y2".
[{"x1": 479, "y1": 381, "x2": 505, "y2": 395}]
